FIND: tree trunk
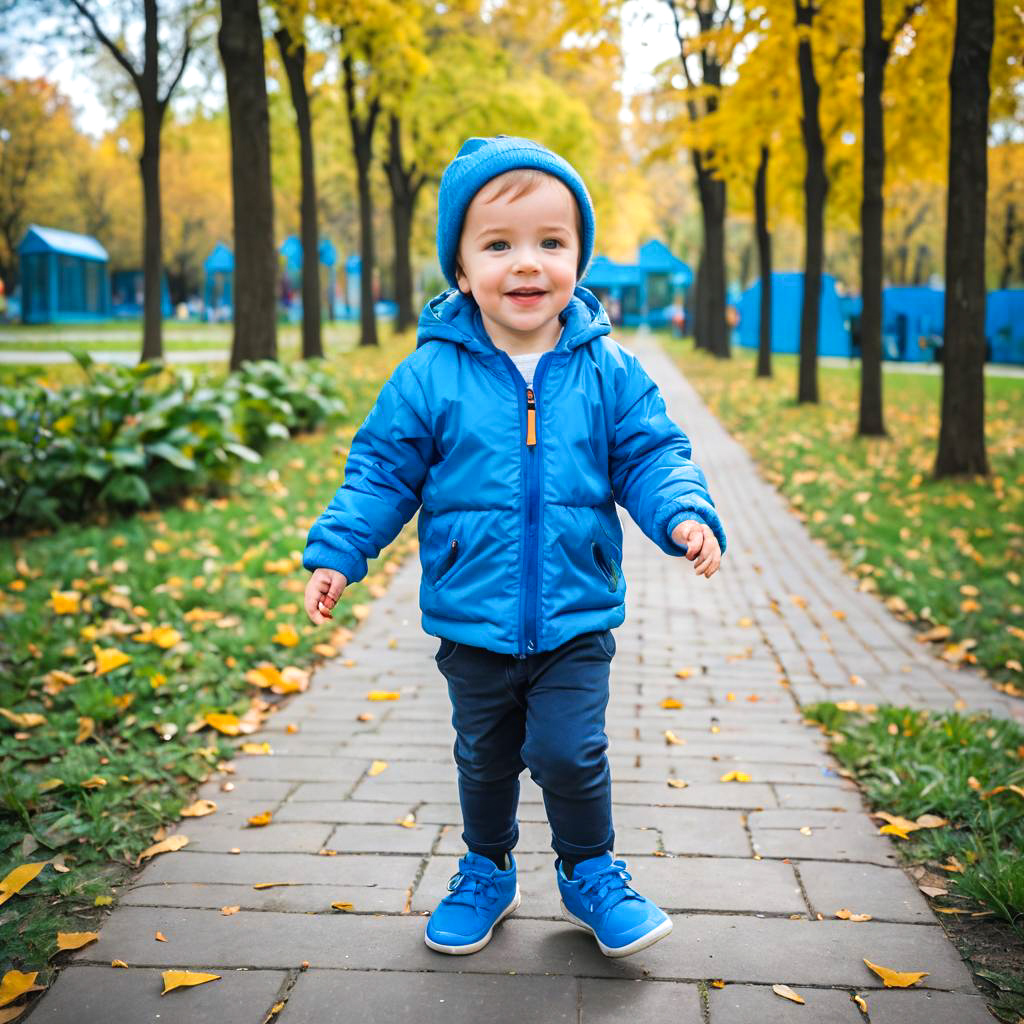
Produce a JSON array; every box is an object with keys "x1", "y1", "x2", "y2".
[
  {"x1": 754, "y1": 144, "x2": 773, "y2": 379},
  {"x1": 1000, "y1": 202, "x2": 1016, "y2": 289},
  {"x1": 935, "y1": 0, "x2": 992, "y2": 478},
  {"x1": 858, "y1": 0, "x2": 887, "y2": 436},
  {"x1": 795, "y1": 0, "x2": 826, "y2": 404},
  {"x1": 694, "y1": 249, "x2": 708, "y2": 349},
  {"x1": 693, "y1": 158, "x2": 729, "y2": 358},
  {"x1": 384, "y1": 114, "x2": 421, "y2": 334},
  {"x1": 139, "y1": 105, "x2": 164, "y2": 362},
  {"x1": 219, "y1": 0, "x2": 278, "y2": 369},
  {"x1": 342, "y1": 55, "x2": 380, "y2": 348},
  {"x1": 275, "y1": 27, "x2": 323, "y2": 361}
]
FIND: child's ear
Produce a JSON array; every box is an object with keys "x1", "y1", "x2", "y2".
[{"x1": 454, "y1": 261, "x2": 471, "y2": 295}]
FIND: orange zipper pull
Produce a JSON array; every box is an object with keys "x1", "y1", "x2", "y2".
[{"x1": 526, "y1": 387, "x2": 536, "y2": 446}]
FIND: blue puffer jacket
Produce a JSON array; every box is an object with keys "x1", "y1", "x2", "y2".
[{"x1": 303, "y1": 285, "x2": 726, "y2": 658}]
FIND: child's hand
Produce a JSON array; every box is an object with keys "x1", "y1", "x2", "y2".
[
  {"x1": 671, "y1": 520, "x2": 721, "y2": 578},
  {"x1": 305, "y1": 568, "x2": 348, "y2": 624}
]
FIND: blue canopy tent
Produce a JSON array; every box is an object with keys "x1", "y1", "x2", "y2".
[
  {"x1": 203, "y1": 243, "x2": 234, "y2": 321},
  {"x1": 18, "y1": 225, "x2": 111, "y2": 324},
  {"x1": 278, "y1": 235, "x2": 339, "y2": 321},
  {"x1": 738, "y1": 272, "x2": 852, "y2": 357},
  {"x1": 881, "y1": 287, "x2": 944, "y2": 363},
  {"x1": 110, "y1": 269, "x2": 172, "y2": 319},
  {"x1": 582, "y1": 240, "x2": 692, "y2": 327},
  {"x1": 985, "y1": 289, "x2": 1024, "y2": 365}
]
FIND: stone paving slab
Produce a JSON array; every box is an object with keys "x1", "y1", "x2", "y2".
[
  {"x1": 865, "y1": 989, "x2": 999, "y2": 1023},
  {"x1": 280, "y1": 970, "x2": 581, "y2": 1024},
  {"x1": 25, "y1": 965, "x2": 287, "y2": 1023},
  {"x1": 71, "y1": 907, "x2": 976, "y2": 992},
  {"x1": 707, "y1": 983, "x2": 864, "y2": 1023},
  {"x1": 121, "y1": 880, "x2": 409, "y2": 913},
  {"x1": 795, "y1": 860, "x2": 937, "y2": 924},
  {"x1": 580, "y1": 978, "x2": 703, "y2": 1022}
]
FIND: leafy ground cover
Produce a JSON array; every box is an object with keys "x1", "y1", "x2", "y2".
[
  {"x1": 0, "y1": 324, "x2": 418, "y2": 997},
  {"x1": 660, "y1": 334, "x2": 1024, "y2": 697},
  {"x1": 804, "y1": 701, "x2": 1024, "y2": 1022}
]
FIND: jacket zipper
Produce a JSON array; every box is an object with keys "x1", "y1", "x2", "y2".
[{"x1": 497, "y1": 349, "x2": 551, "y2": 659}]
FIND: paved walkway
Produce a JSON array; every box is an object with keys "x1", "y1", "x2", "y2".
[{"x1": 28, "y1": 332, "x2": 1018, "y2": 1023}]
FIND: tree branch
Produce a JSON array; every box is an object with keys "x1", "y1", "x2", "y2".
[{"x1": 67, "y1": 0, "x2": 142, "y2": 91}]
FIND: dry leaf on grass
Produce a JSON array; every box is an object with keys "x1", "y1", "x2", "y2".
[
  {"x1": 0, "y1": 862, "x2": 49, "y2": 906},
  {"x1": 863, "y1": 959, "x2": 928, "y2": 987},
  {"x1": 161, "y1": 970, "x2": 221, "y2": 995},
  {"x1": 772, "y1": 983, "x2": 805, "y2": 1004},
  {"x1": 0, "y1": 971, "x2": 44, "y2": 1009}
]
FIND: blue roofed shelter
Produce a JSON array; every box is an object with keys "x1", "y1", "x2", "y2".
[
  {"x1": 203, "y1": 243, "x2": 234, "y2": 321},
  {"x1": 18, "y1": 225, "x2": 111, "y2": 324},
  {"x1": 582, "y1": 240, "x2": 692, "y2": 327}
]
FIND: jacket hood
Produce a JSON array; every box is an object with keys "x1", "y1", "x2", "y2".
[{"x1": 416, "y1": 284, "x2": 611, "y2": 357}]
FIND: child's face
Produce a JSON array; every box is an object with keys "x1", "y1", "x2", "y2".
[{"x1": 455, "y1": 174, "x2": 580, "y2": 352}]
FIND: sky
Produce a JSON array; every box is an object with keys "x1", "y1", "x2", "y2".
[{"x1": 11, "y1": 0, "x2": 683, "y2": 138}]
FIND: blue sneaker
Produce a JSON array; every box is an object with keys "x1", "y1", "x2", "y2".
[
  {"x1": 424, "y1": 851, "x2": 520, "y2": 955},
  {"x1": 556, "y1": 852, "x2": 672, "y2": 957}
]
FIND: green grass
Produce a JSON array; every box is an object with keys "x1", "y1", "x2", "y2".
[
  {"x1": 803, "y1": 701, "x2": 1024, "y2": 1020},
  {"x1": 660, "y1": 334, "x2": 1024, "y2": 696},
  {"x1": 0, "y1": 322, "x2": 415, "y2": 991}
]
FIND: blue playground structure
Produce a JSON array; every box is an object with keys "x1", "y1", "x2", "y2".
[
  {"x1": 582, "y1": 240, "x2": 692, "y2": 327},
  {"x1": 738, "y1": 272, "x2": 852, "y2": 356},
  {"x1": 18, "y1": 225, "x2": 111, "y2": 324},
  {"x1": 279, "y1": 236, "x2": 339, "y2": 321},
  {"x1": 110, "y1": 269, "x2": 172, "y2": 319},
  {"x1": 203, "y1": 243, "x2": 234, "y2": 322},
  {"x1": 880, "y1": 287, "x2": 945, "y2": 363},
  {"x1": 986, "y1": 290, "x2": 1024, "y2": 364}
]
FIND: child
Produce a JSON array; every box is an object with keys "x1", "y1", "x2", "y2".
[{"x1": 303, "y1": 135, "x2": 726, "y2": 959}]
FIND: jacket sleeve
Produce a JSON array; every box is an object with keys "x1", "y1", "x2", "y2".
[
  {"x1": 303, "y1": 359, "x2": 435, "y2": 584},
  {"x1": 608, "y1": 348, "x2": 727, "y2": 558}
]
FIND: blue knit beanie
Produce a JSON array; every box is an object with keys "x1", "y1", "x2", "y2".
[{"x1": 436, "y1": 135, "x2": 596, "y2": 289}]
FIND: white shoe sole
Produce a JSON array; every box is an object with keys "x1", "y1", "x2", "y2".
[
  {"x1": 560, "y1": 900, "x2": 673, "y2": 957},
  {"x1": 423, "y1": 885, "x2": 521, "y2": 955}
]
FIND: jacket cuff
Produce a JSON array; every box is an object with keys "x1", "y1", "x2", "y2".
[
  {"x1": 657, "y1": 497, "x2": 727, "y2": 557},
  {"x1": 302, "y1": 541, "x2": 367, "y2": 585}
]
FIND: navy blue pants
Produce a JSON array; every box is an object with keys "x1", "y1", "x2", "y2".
[{"x1": 433, "y1": 628, "x2": 616, "y2": 862}]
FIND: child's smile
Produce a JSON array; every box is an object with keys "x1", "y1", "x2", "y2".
[{"x1": 455, "y1": 175, "x2": 580, "y2": 355}]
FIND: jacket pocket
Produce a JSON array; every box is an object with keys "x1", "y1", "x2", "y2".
[
  {"x1": 591, "y1": 540, "x2": 620, "y2": 593},
  {"x1": 427, "y1": 538, "x2": 460, "y2": 588}
]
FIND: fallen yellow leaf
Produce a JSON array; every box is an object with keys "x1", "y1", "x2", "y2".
[
  {"x1": 663, "y1": 730, "x2": 685, "y2": 745},
  {"x1": 772, "y1": 983, "x2": 805, "y2": 1004},
  {"x1": 674, "y1": 667, "x2": 696, "y2": 678},
  {"x1": 204, "y1": 713, "x2": 242, "y2": 736},
  {"x1": 835, "y1": 908, "x2": 872, "y2": 921},
  {"x1": 272, "y1": 625, "x2": 300, "y2": 647},
  {"x1": 367, "y1": 760, "x2": 388, "y2": 777},
  {"x1": 240, "y1": 742, "x2": 272, "y2": 755},
  {"x1": 247, "y1": 811, "x2": 273, "y2": 827},
  {"x1": 180, "y1": 800, "x2": 217, "y2": 818},
  {"x1": 720, "y1": 771, "x2": 751, "y2": 783},
  {"x1": 111, "y1": 960, "x2": 128, "y2": 968},
  {"x1": 0, "y1": 709, "x2": 45, "y2": 729},
  {"x1": 709, "y1": 979, "x2": 726, "y2": 988},
  {"x1": 667, "y1": 779, "x2": 688, "y2": 789},
  {"x1": 366, "y1": 690, "x2": 401, "y2": 701},
  {"x1": 396, "y1": 814, "x2": 417, "y2": 828},
  {"x1": 878, "y1": 823, "x2": 910, "y2": 840},
  {"x1": 0, "y1": 862, "x2": 49, "y2": 906},
  {"x1": 0, "y1": 970, "x2": 41, "y2": 1008},
  {"x1": 136, "y1": 835, "x2": 188, "y2": 866},
  {"x1": 55, "y1": 932, "x2": 99, "y2": 951},
  {"x1": 252, "y1": 882, "x2": 296, "y2": 890},
  {"x1": 863, "y1": 958, "x2": 929, "y2": 988},
  {"x1": 160, "y1": 970, "x2": 221, "y2": 995},
  {"x1": 50, "y1": 590, "x2": 82, "y2": 615},
  {"x1": 221, "y1": 906, "x2": 240, "y2": 915},
  {"x1": 331, "y1": 901, "x2": 355, "y2": 912},
  {"x1": 660, "y1": 697, "x2": 684, "y2": 709},
  {"x1": 853, "y1": 993, "x2": 868, "y2": 1013},
  {"x1": 93, "y1": 645, "x2": 132, "y2": 676}
]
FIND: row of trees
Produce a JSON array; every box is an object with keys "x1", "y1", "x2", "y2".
[{"x1": 651, "y1": 0, "x2": 1022, "y2": 480}]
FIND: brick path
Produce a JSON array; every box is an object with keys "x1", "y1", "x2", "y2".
[{"x1": 28, "y1": 332, "x2": 1019, "y2": 1023}]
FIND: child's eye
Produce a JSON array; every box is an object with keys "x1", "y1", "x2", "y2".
[
  {"x1": 486, "y1": 240, "x2": 509, "y2": 251},
  {"x1": 541, "y1": 239, "x2": 563, "y2": 248}
]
